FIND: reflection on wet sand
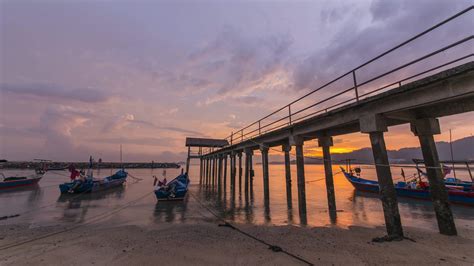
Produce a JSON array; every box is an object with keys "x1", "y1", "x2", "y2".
[
  {"x1": 56, "y1": 186, "x2": 125, "y2": 223},
  {"x1": 154, "y1": 197, "x2": 189, "y2": 223}
]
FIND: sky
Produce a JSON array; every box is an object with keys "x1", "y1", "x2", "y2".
[{"x1": 1, "y1": 0, "x2": 473, "y2": 162}]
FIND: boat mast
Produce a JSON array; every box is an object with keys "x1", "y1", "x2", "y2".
[
  {"x1": 449, "y1": 129, "x2": 456, "y2": 178},
  {"x1": 120, "y1": 144, "x2": 123, "y2": 170}
]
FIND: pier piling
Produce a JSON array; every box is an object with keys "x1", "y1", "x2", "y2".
[
  {"x1": 260, "y1": 145, "x2": 270, "y2": 207},
  {"x1": 411, "y1": 118, "x2": 457, "y2": 235},
  {"x1": 318, "y1": 136, "x2": 337, "y2": 217},
  {"x1": 292, "y1": 136, "x2": 307, "y2": 217},
  {"x1": 282, "y1": 143, "x2": 292, "y2": 209},
  {"x1": 361, "y1": 115, "x2": 403, "y2": 238}
]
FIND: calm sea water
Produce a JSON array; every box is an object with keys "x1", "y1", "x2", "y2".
[{"x1": 0, "y1": 164, "x2": 473, "y2": 233}]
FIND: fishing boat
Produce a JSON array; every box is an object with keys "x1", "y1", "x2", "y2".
[
  {"x1": 0, "y1": 168, "x2": 45, "y2": 190},
  {"x1": 59, "y1": 156, "x2": 128, "y2": 194},
  {"x1": 341, "y1": 167, "x2": 474, "y2": 206},
  {"x1": 413, "y1": 159, "x2": 473, "y2": 189},
  {"x1": 59, "y1": 169, "x2": 128, "y2": 194},
  {"x1": 154, "y1": 173, "x2": 189, "y2": 201}
]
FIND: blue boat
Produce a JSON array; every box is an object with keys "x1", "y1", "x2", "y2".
[
  {"x1": 341, "y1": 167, "x2": 474, "y2": 206},
  {"x1": 59, "y1": 169, "x2": 128, "y2": 194},
  {"x1": 154, "y1": 173, "x2": 189, "y2": 201}
]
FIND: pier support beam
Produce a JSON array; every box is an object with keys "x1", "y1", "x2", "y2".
[
  {"x1": 212, "y1": 157, "x2": 216, "y2": 188},
  {"x1": 238, "y1": 152, "x2": 243, "y2": 194},
  {"x1": 260, "y1": 145, "x2": 270, "y2": 206},
  {"x1": 230, "y1": 152, "x2": 236, "y2": 196},
  {"x1": 206, "y1": 158, "x2": 210, "y2": 187},
  {"x1": 318, "y1": 136, "x2": 337, "y2": 217},
  {"x1": 411, "y1": 118, "x2": 457, "y2": 235},
  {"x1": 360, "y1": 115, "x2": 403, "y2": 238},
  {"x1": 185, "y1": 146, "x2": 191, "y2": 174},
  {"x1": 244, "y1": 149, "x2": 253, "y2": 200},
  {"x1": 223, "y1": 154, "x2": 228, "y2": 193},
  {"x1": 199, "y1": 157, "x2": 203, "y2": 185},
  {"x1": 282, "y1": 143, "x2": 292, "y2": 209},
  {"x1": 291, "y1": 135, "x2": 307, "y2": 219},
  {"x1": 218, "y1": 155, "x2": 223, "y2": 194}
]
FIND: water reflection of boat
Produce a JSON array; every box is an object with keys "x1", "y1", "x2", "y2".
[
  {"x1": 57, "y1": 185, "x2": 125, "y2": 203},
  {"x1": 154, "y1": 173, "x2": 189, "y2": 201},
  {"x1": 342, "y1": 167, "x2": 474, "y2": 206},
  {"x1": 153, "y1": 197, "x2": 189, "y2": 223}
]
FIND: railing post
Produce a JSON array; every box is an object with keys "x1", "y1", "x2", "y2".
[
  {"x1": 352, "y1": 70, "x2": 359, "y2": 103},
  {"x1": 258, "y1": 121, "x2": 261, "y2": 135},
  {"x1": 288, "y1": 105, "x2": 292, "y2": 125},
  {"x1": 241, "y1": 129, "x2": 243, "y2": 142},
  {"x1": 230, "y1": 132, "x2": 233, "y2": 145}
]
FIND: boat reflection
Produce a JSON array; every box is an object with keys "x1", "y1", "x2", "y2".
[
  {"x1": 56, "y1": 186, "x2": 125, "y2": 223},
  {"x1": 153, "y1": 196, "x2": 189, "y2": 223}
]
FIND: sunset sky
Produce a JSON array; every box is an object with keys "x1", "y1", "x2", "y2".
[{"x1": 1, "y1": 0, "x2": 473, "y2": 162}]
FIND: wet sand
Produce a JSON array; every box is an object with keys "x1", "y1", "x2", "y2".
[{"x1": 1, "y1": 192, "x2": 473, "y2": 266}]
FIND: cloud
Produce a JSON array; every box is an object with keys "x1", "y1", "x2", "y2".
[
  {"x1": 1, "y1": 83, "x2": 112, "y2": 103},
  {"x1": 186, "y1": 26, "x2": 294, "y2": 104},
  {"x1": 292, "y1": 0, "x2": 472, "y2": 93},
  {"x1": 87, "y1": 137, "x2": 179, "y2": 147}
]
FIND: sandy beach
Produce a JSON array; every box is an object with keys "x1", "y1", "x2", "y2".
[{"x1": 1, "y1": 192, "x2": 473, "y2": 266}]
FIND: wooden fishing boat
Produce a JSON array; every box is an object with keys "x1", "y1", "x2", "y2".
[
  {"x1": 59, "y1": 169, "x2": 128, "y2": 194},
  {"x1": 0, "y1": 170, "x2": 44, "y2": 190},
  {"x1": 341, "y1": 167, "x2": 474, "y2": 206},
  {"x1": 154, "y1": 173, "x2": 189, "y2": 201}
]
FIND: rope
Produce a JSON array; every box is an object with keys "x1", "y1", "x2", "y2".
[
  {"x1": 0, "y1": 191, "x2": 153, "y2": 251},
  {"x1": 188, "y1": 191, "x2": 314, "y2": 265},
  {"x1": 2, "y1": 172, "x2": 145, "y2": 220}
]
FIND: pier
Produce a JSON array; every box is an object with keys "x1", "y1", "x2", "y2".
[{"x1": 185, "y1": 7, "x2": 474, "y2": 238}]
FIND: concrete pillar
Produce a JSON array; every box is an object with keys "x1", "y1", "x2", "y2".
[
  {"x1": 244, "y1": 149, "x2": 253, "y2": 200},
  {"x1": 185, "y1": 147, "x2": 191, "y2": 174},
  {"x1": 223, "y1": 154, "x2": 228, "y2": 193},
  {"x1": 360, "y1": 115, "x2": 403, "y2": 238},
  {"x1": 260, "y1": 145, "x2": 270, "y2": 206},
  {"x1": 230, "y1": 152, "x2": 235, "y2": 195},
  {"x1": 282, "y1": 143, "x2": 292, "y2": 209},
  {"x1": 218, "y1": 156, "x2": 223, "y2": 194},
  {"x1": 318, "y1": 136, "x2": 337, "y2": 216},
  {"x1": 238, "y1": 152, "x2": 243, "y2": 194},
  {"x1": 199, "y1": 158, "x2": 203, "y2": 184},
  {"x1": 291, "y1": 136, "x2": 307, "y2": 216},
  {"x1": 411, "y1": 118, "x2": 457, "y2": 235},
  {"x1": 205, "y1": 158, "x2": 209, "y2": 187},
  {"x1": 211, "y1": 157, "x2": 216, "y2": 188}
]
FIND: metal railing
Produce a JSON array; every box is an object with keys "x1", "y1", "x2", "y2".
[{"x1": 222, "y1": 6, "x2": 473, "y2": 148}]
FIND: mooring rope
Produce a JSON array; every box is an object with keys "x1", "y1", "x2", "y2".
[
  {"x1": 0, "y1": 191, "x2": 153, "y2": 251},
  {"x1": 1, "y1": 172, "x2": 145, "y2": 221},
  {"x1": 188, "y1": 190, "x2": 314, "y2": 265}
]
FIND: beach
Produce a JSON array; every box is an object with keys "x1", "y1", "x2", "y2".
[
  {"x1": 1, "y1": 166, "x2": 473, "y2": 265},
  {"x1": 1, "y1": 200, "x2": 473, "y2": 265}
]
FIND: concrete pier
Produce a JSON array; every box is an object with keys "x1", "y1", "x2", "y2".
[
  {"x1": 411, "y1": 118, "x2": 457, "y2": 235},
  {"x1": 218, "y1": 156, "x2": 223, "y2": 194},
  {"x1": 244, "y1": 149, "x2": 253, "y2": 200},
  {"x1": 223, "y1": 154, "x2": 228, "y2": 193},
  {"x1": 318, "y1": 136, "x2": 337, "y2": 217},
  {"x1": 292, "y1": 136, "x2": 307, "y2": 217},
  {"x1": 238, "y1": 152, "x2": 243, "y2": 194},
  {"x1": 230, "y1": 152, "x2": 236, "y2": 196},
  {"x1": 206, "y1": 158, "x2": 210, "y2": 187},
  {"x1": 212, "y1": 157, "x2": 216, "y2": 188},
  {"x1": 260, "y1": 145, "x2": 270, "y2": 206},
  {"x1": 282, "y1": 143, "x2": 292, "y2": 209},
  {"x1": 361, "y1": 115, "x2": 403, "y2": 238}
]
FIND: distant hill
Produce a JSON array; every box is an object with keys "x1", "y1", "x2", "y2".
[{"x1": 301, "y1": 136, "x2": 474, "y2": 164}]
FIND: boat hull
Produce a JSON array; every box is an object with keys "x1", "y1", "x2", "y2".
[
  {"x1": 0, "y1": 176, "x2": 42, "y2": 190},
  {"x1": 59, "y1": 170, "x2": 127, "y2": 194},
  {"x1": 342, "y1": 170, "x2": 474, "y2": 206},
  {"x1": 155, "y1": 173, "x2": 189, "y2": 201}
]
